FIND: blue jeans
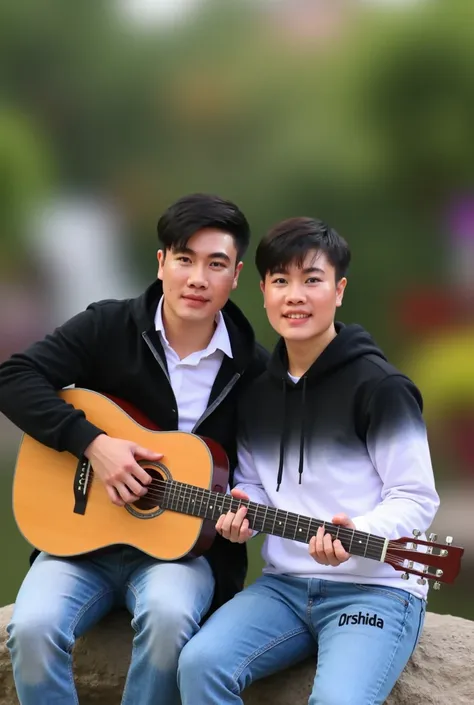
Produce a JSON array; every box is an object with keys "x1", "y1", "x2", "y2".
[
  {"x1": 7, "y1": 547, "x2": 215, "y2": 705},
  {"x1": 178, "y1": 574, "x2": 426, "y2": 705}
]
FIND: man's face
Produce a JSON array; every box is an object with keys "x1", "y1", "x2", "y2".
[
  {"x1": 260, "y1": 250, "x2": 346, "y2": 342},
  {"x1": 158, "y1": 228, "x2": 242, "y2": 323}
]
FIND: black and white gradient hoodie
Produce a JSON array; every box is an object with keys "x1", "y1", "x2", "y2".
[{"x1": 235, "y1": 322, "x2": 440, "y2": 600}]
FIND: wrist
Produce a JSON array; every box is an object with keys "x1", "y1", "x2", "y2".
[{"x1": 84, "y1": 433, "x2": 107, "y2": 460}]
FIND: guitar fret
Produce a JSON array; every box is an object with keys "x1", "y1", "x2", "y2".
[
  {"x1": 160, "y1": 480, "x2": 386, "y2": 566},
  {"x1": 170, "y1": 480, "x2": 178, "y2": 511},
  {"x1": 293, "y1": 514, "x2": 300, "y2": 539},
  {"x1": 274, "y1": 510, "x2": 285, "y2": 537},
  {"x1": 283, "y1": 511, "x2": 289, "y2": 538},
  {"x1": 186, "y1": 484, "x2": 193, "y2": 516},
  {"x1": 305, "y1": 518, "x2": 314, "y2": 543},
  {"x1": 364, "y1": 533, "x2": 371, "y2": 558},
  {"x1": 197, "y1": 486, "x2": 205, "y2": 517},
  {"x1": 209, "y1": 491, "x2": 220, "y2": 520},
  {"x1": 162, "y1": 479, "x2": 171, "y2": 509}
]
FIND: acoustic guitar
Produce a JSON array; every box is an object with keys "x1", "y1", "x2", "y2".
[{"x1": 12, "y1": 388, "x2": 464, "y2": 589}]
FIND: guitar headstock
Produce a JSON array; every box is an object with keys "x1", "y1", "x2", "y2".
[{"x1": 384, "y1": 531, "x2": 464, "y2": 590}]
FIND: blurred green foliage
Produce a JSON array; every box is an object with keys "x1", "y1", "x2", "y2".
[{"x1": 1, "y1": 0, "x2": 473, "y2": 615}]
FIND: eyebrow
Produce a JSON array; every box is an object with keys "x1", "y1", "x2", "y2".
[
  {"x1": 177, "y1": 247, "x2": 231, "y2": 263},
  {"x1": 272, "y1": 266, "x2": 325, "y2": 275},
  {"x1": 302, "y1": 266, "x2": 325, "y2": 274}
]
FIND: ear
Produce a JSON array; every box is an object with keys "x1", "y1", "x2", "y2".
[
  {"x1": 231, "y1": 261, "x2": 244, "y2": 290},
  {"x1": 260, "y1": 279, "x2": 266, "y2": 308},
  {"x1": 335, "y1": 277, "x2": 347, "y2": 307},
  {"x1": 157, "y1": 249, "x2": 165, "y2": 280}
]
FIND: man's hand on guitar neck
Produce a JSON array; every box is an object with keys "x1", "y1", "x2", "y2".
[{"x1": 84, "y1": 434, "x2": 162, "y2": 507}]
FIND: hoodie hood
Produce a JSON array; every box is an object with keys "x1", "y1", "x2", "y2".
[
  {"x1": 130, "y1": 278, "x2": 258, "y2": 372},
  {"x1": 268, "y1": 322, "x2": 387, "y2": 385},
  {"x1": 267, "y1": 322, "x2": 387, "y2": 491}
]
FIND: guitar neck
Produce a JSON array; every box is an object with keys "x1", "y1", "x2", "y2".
[{"x1": 161, "y1": 480, "x2": 387, "y2": 562}]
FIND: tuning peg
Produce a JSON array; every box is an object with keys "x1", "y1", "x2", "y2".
[
  {"x1": 407, "y1": 561, "x2": 414, "y2": 569},
  {"x1": 417, "y1": 577, "x2": 427, "y2": 585},
  {"x1": 401, "y1": 573, "x2": 410, "y2": 580},
  {"x1": 428, "y1": 533, "x2": 437, "y2": 542},
  {"x1": 433, "y1": 581, "x2": 441, "y2": 590},
  {"x1": 445, "y1": 536, "x2": 453, "y2": 545},
  {"x1": 412, "y1": 529, "x2": 421, "y2": 538}
]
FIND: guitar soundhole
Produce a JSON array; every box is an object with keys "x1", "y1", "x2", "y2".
[{"x1": 133, "y1": 468, "x2": 166, "y2": 511}]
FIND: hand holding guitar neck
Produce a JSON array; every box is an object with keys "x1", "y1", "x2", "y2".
[
  {"x1": 84, "y1": 435, "x2": 162, "y2": 507},
  {"x1": 215, "y1": 488, "x2": 253, "y2": 543}
]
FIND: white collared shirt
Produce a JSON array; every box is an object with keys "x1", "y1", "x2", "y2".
[{"x1": 154, "y1": 296, "x2": 233, "y2": 432}]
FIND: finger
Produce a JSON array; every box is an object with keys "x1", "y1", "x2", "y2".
[
  {"x1": 133, "y1": 445, "x2": 164, "y2": 461},
  {"x1": 121, "y1": 474, "x2": 148, "y2": 497},
  {"x1": 127, "y1": 462, "x2": 154, "y2": 486},
  {"x1": 220, "y1": 512, "x2": 237, "y2": 539},
  {"x1": 323, "y1": 532, "x2": 340, "y2": 566},
  {"x1": 230, "y1": 488, "x2": 250, "y2": 501},
  {"x1": 107, "y1": 485, "x2": 124, "y2": 507},
  {"x1": 114, "y1": 481, "x2": 140, "y2": 505},
  {"x1": 333, "y1": 539, "x2": 350, "y2": 563},
  {"x1": 240, "y1": 518, "x2": 253, "y2": 542},
  {"x1": 230, "y1": 506, "x2": 248, "y2": 541},
  {"x1": 332, "y1": 513, "x2": 355, "y2": 530},
  {"x1": 315, "y1": 527, "x2": 328, "y2": 563},
  {"x1": 215, "y1": 515, "x2": 226, "y2": 533}
]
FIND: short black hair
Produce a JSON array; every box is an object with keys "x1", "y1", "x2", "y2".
[
  {"x1": 157, "y1": 193, "x2": 250, "y2": 261},
  {"x1": 255, "y1": 216, "x2": 351, "y2": 281}
]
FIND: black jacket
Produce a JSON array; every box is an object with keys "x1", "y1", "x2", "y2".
[{"x1": 0, "y1": 279, "x2": 269, "y2": 612}]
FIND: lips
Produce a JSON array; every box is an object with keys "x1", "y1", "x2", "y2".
[
  {"x1": 182, "y1": 295, "x2": 209, "y2": 303},
  {"x1": 283, "y1": 312, "x2": 311, "y2": 319}
]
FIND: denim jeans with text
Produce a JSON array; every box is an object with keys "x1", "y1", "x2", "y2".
[{"x1": 178, "y1": 573, "x2": 425, "y2": 705}]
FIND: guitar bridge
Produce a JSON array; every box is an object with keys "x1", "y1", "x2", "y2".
[{"x1": 73, "y1": 457, "x2": 92, "y2": 515}]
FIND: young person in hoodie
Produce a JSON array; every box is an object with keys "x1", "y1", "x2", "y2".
[
  {"x1": 0, "y1": 193, "x2": 269, "y2": 705},
  {"x1": 178, "y1": 216, "x2": 440, "y2": 705}
]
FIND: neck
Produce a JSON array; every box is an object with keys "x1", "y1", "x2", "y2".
[
  {"x1": 286, "y1": 324, "x2": 336, "y2": 377},
  {"x1": 162, "y1": 299, "x2": 217, "y2": 360}
]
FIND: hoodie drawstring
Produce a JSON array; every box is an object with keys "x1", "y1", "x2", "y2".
[
  {"x1": 276, "y1": 375, "x2": 307, "y2": 491},
  {"x1": 297, "y1": 376, "x2": 307, "y2": 485},
  {"x1": 276, "y1": 380, "x2": 287, "y2": 492}
]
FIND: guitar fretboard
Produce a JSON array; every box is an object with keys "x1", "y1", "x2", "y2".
[{"x1": 161, "y1": 480, "x2": 386, "y2": 562}]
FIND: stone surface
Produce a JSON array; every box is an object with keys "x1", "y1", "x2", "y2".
[{"x1": 1, "y1": 603, "x2": 473, "y2": 704}]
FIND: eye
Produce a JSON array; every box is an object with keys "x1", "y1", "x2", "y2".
[
  {"x1": 210, "y1": 261, "x2": 226, "y2": 268},
  {"x1": 271, "y1": 277, "x2": 287, "y2": 285},
  {"x1": 306, "y1": 277, "x2": 322, "y2": 284},
  {"x1": 176, "y1": 256, "x2": 192, "y2": 264}
]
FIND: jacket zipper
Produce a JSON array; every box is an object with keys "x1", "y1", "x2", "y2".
[
  {"x1": 142, "y1": 331, "x2": 171, "y2": 383},
  {"x1": 191, "y1": 372, "x2": 242, "y2": 433},
  {"x1": 143, "y1": 331, "x2": 242, "y2": 431},
  {"x1": 191, "y1": 372, "x2": 241, "y2": 433}
]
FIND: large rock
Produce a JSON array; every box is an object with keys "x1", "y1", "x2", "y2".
[{"x1": 0, "y1": 603, "x2": 473, "y2": 704}]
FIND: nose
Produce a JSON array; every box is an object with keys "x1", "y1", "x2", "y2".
[
  {"x1": 285, "y1": 284, "x2": 306, "y2": 304},
  {"x1": 187, "y1": 264, "x2": 208, "y2": 289}
]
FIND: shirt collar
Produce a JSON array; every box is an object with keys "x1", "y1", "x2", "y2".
[{"x1": 154, "y1": 296, "x2": 233, "y2": 359}]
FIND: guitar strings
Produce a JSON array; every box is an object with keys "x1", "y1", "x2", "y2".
[{"x1": 85, "y1": 475, "x2": 426, "y2": 559}]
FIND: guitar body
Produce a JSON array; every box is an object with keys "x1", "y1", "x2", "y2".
[{"x1": 12, "y1": 388, "x2": 229, "y2": 560}]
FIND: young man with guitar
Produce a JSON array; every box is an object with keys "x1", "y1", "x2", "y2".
[
  {"x1": 0, "y1": 193, "x2": 268, "y2": 705},
  {"x1": 177, "y1": 216, "x2": 441, "y2": 705}
]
